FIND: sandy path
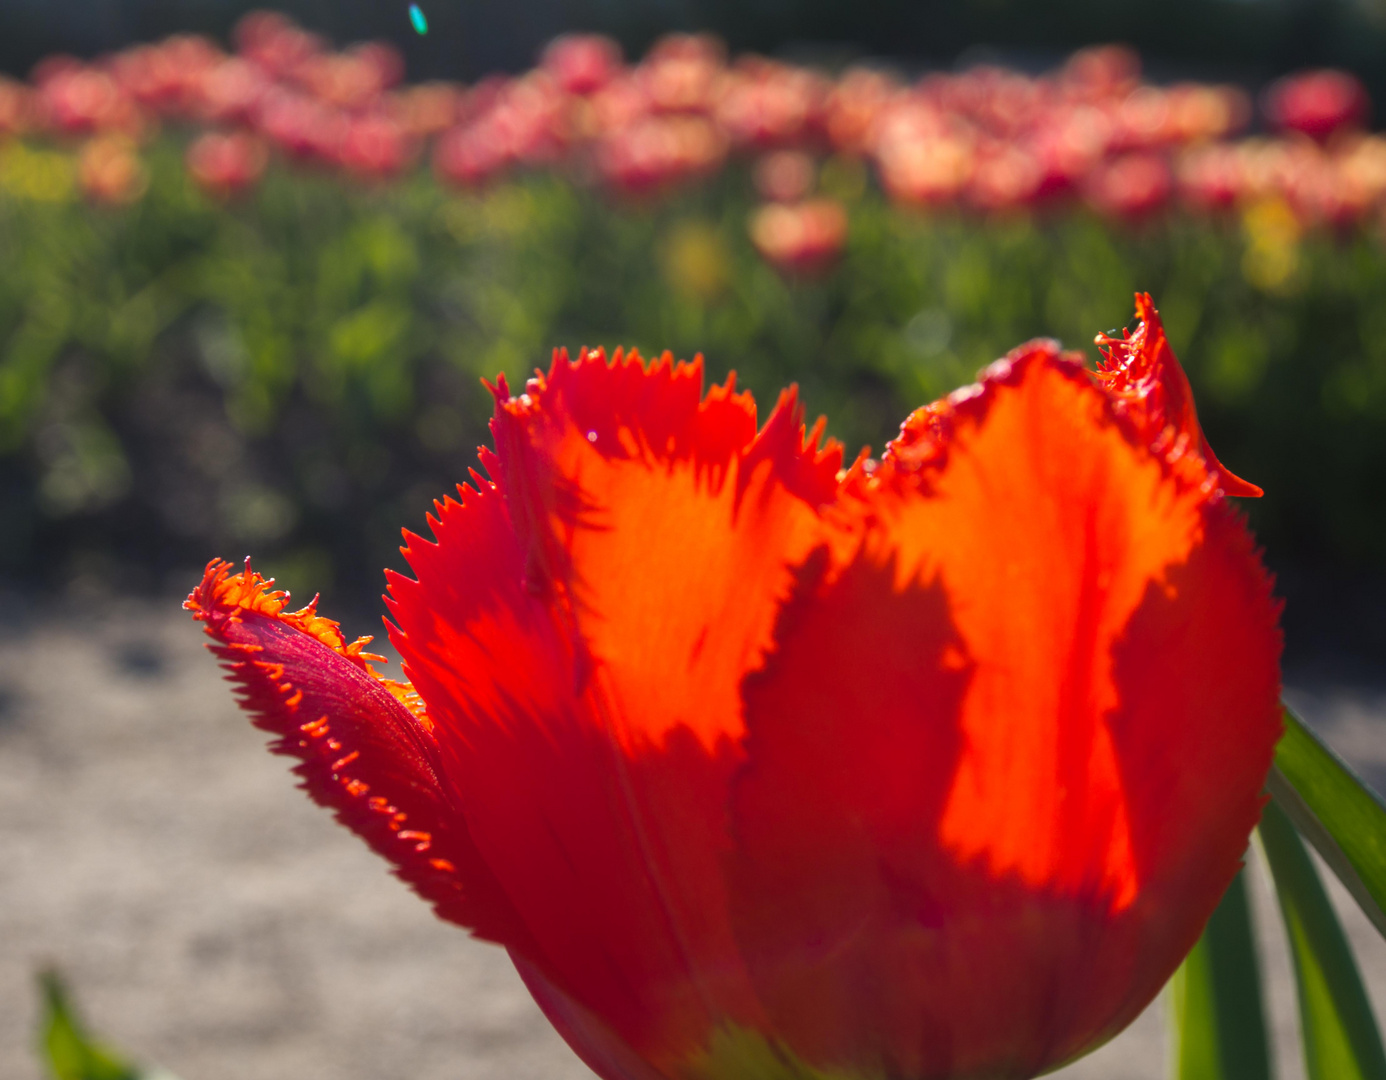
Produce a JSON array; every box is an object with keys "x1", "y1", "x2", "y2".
[{"x1": 1, "y1": 591, "x2": 1383, "y2": 1080}]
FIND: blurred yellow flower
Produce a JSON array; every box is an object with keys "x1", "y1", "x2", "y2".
[
  {"x1": 0, "y1": 141, "x2": 75, "y2": 202},
  {"x1": 1241, "y1": 196, "x2": 1302, "y2": 292},
  {"x1": 660, "y1": 218, "x2": 730, "y2": 300}
]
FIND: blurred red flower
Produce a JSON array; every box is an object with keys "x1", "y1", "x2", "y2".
[
  {"x1": 752, "y1": 149, "x2": 816, "y2": 202},
  {"x1": 542, "y1": 34, "x2": 624, "y2": 96},
  {"x1": 337, "y1": 112, "x2": 415, "y2": 181},
  {"x1": 1176, "y1": 143, "x2": 1244, "y2": 213},
  {"x1": 109, "y1": 35, "x2": 222, "y2": 119},
  {"x1": 188, "y1": 296, "x2": 1281, "y2": 1080},
  {"x1": 596, "y1": 114, "x2": 726, "y2": 196},
  {"x1": 716, "y1": 59, "x2": 826, "y2": 151},
  {"x1": 640, "y1": 34, "x2": 725, "y2": 115},
  {"x1": 748, "y1": 197, "x2": 848, "y2": 273},
  {"x1": 1084, "y1": 150, "x2": 1173, "y2": 220},
  {"x1": 194, "y1": 57, "x2": 272, "y2": 126},
  {"x1": 821, "y1": 67, "x2": 900, "y2": 157},
  {"x1": 186, "y1": 130, "x2": 268, "y2": 199},
  {"x1": 35, "y1": 63, "x2": 144, "y2": 138},
  {"x1": 1263, "y1": 69, "x2": 1370, "y2": 142}
]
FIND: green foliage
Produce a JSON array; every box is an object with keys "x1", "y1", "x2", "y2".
[
  {"x1": 3, "y1": 141, "x2": 1386, "y2": 603},
  {"x1": 1259, "y1": 800, "x2": 1386, "y2": 1080},
  {"x1": 1171, "y1": 869, "x2": 1272, "y2": 1080},
  {"x1": 38, "y1": 971, "x2": 145, "y2": 1080}
]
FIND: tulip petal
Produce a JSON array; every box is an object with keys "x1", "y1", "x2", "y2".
[
  {"x1": 730, "y1": 345, "x2": 1281, "y2": 1077},
  {"x1": 386, "y1": 348, "x2": 843, "y2": 1068},
  {"x1": 1096, "y1": 292, "x2": 1262, "y2": 498},
  {"x1": 185, "y1": 559, "x2": 532, "y2": 949}
]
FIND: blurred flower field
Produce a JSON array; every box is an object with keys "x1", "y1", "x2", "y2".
[{"x1": 2, "y1": 11, "x2": 1386, "y2": 608}]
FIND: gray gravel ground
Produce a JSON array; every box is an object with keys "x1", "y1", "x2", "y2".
[{"x1": 1, "y1": 588, "x2": 1384, "y2": 1080}]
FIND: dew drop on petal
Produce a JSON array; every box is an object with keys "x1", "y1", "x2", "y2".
[{"x1": 587, "y1": 430, "x2": 598, "y2": 443}]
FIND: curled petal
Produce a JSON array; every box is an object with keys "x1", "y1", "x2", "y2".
[
  {"x1": 730, "y1": 345, "x2": 1281, "y2": 1077},
  {"x1": 386, "y1": 348, "x2": 842, "y2": 1069},
  {"x1": 1095, "y1": 292, "x2": 1262, "y2": 497},
  {"x1": 185, "y1": 559, "x2": 532, "y2": 948}
]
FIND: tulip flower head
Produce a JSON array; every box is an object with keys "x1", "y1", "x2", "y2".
[{"x1": 188, "y1": 295, "x2": 1281, "y2": 1080}]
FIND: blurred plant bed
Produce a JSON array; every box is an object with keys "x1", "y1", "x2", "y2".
[{"x1": 1, "y1": 12, "x2": 1385, "y2": 618}]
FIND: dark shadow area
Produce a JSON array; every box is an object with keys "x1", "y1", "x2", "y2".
[{"x1": 1, "y1": 0, "x2": 1385, "y2": 102}]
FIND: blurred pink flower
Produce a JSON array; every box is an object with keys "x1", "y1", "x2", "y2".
[
  {"x1": 749, "y1": 197, "x2": 848, "y2": 273},
  {"x1": 186, "y1": 130, "x2": 269, "y2": 199},
  {"x1": 1264, "y1": 69, "x2": 1370, "y2": 142},
  {"x1": 542, "y1": 35, "x2": 623, "y2": 96},
  {"x1": 1085, "y1": 151, "x2": 1173, "y2": 220}
]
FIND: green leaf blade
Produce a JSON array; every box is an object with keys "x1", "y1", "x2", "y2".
[
  {"x1": 38, "y1": 971, "x2": 142, "y2": 1080},
  {"x1": 1171, "y1": 868, "x2": 1272, "y2": 1080},
  {"x1": 1259, "y1": 800, "x2": 1386, "y2": 1080},
  {"x1": 1271, "y1": 704, "x2": 1386, "y2": 939}
]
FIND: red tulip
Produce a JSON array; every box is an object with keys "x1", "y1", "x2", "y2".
[
  {"x1": 639, "y1": 34, "x2": 725, "y2": 115},
  {"x1": 822, "y1": 68, "x2": 900, "y2": 157},
  {"x1": 542, "y1": 34, "x2": 624, "y2": 96},
  {"x1": 1094, "y1": 293, "x2": 1261, "y2": 498},
  {"x1": 235, "y1": 10, "x2": 324, "y2": 83},
  {"x1": 433, "y1": 119, "x2": 513, "y2": 188},
  {"x1": 751, "y1": 149, "x2": 816, "y2": 202},
  {"x1": 299, "y1": 44, "x2": 404, "y2": 112},
  {"x1": 1176, "y1": 143, "x2": 1244, "y2": 213},
  {"x1": 965, "y1": 141, "x2": 1044, "y2": 212},
  {"x1": 748, "y1": 198, "x2": 849, "y2": 273},
  {"x1": 188, "y1": 301, "x2": 1281, "y2": 1078},
  {"x1": 1084, "y1": 151, "x2": 1173, "y2": 221},
  {"x1": 877, "y1": 129, "x2": 975, "y2": 208},
  {"x1": 1263, "y1": 69, "x2": 1370, "y2": 143},
  {"x1": 1030, "y1": 105, "x2": 1113, "y2": 197},
  {"x1": 194, "y1": 57, "x2": 272, "y2": 126},
  {"x1": 34, "y1": 63, "x2": 144, "y2": 138},
  {"x1": 1059, "y1": 45, "x2": 1141, "y2": 105},
  {"x1": 1165, "y1": 83, "x2": 1251, "y2": 143},
  {"x1": 596, "y1": 115, "x2": 726, "y2": 196},
  {"x1": 186, "y1": 130, "x2": 268, "y2": 200},
  {"x1": 716, "y1": 59, "x2": 826, "y2": 150},
  {"x1": 255, "y1": 88, "x2": 346, "y2": 164},
  {"x1": 336, "y1": 112, "x2": 415, "y2": 181},
  {"x1": 109, "y1": 35, "x2": 223, "y2": 118}
]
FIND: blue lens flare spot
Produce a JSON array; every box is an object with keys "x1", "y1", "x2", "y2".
[{"x1": 409, "y1": 4, "x2": 428, "y2": 34}]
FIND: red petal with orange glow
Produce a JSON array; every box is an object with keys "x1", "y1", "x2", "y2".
[
  {"x1": 385, "y1": 348, "x2": 842, "y2": 1071},
  {"x1": 191, "y1": 317, "x2": 1284, "y2": 1080},
  {"x1": 728, "y1": 344, "x2": 1282, "y2": 1077},
  {"x1": 185, "y1": 560, "x2": 532, "y2": 948},
  {"x1": 1096, "y1": 292, "x2": 1262, "y2": 498}
]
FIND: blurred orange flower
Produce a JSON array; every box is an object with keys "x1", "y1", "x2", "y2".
[
  {"x1": 188, "y1": 296, "x2": 1281, "y2": 1080},
  {"x1": 77, "y1": 133, "x2": 148, "y2": 204},
  {"x1": 748, "y1": 197, "x2": 848, "y2": 274}
]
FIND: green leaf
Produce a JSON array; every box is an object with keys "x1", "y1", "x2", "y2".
[
  {"x1": 1170, "y1": 868, "x2": 1272, "y2": 1080},
  {"x1": 38, "y1": 971, "x2": 142, "y2": 1080},
  {"x1": 1258, "y1": 800, "x2": 1386, "y2": 1080},
  {"x1": 1270, "y1": 703, "x2": 1386, "y2": 940}
]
